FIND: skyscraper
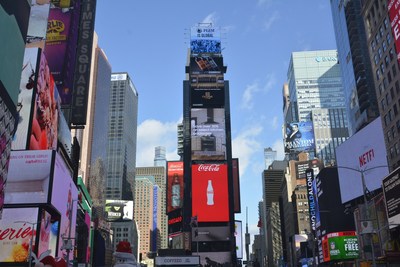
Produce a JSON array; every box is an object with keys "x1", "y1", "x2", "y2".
[
  {"x1": 264, "y1": 147, "x2": 277, "y2": 169},
  {"x1": 154, "y1": 146, "x2": 166, "y2": 167},
  {"x1": 284, "y1": 50, "x2": 349, "y2": 164},
  {"x1": 330, "y1": 0, "x2": 379, "y2": 136},
  {"x1": 106, "y1": 72, "x2": 138, "y2": 201}
]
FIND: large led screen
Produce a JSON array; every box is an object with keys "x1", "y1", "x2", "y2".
[
  {"x1": 30, "y1": 52, "x2": 60, "y2": 150},
  {"x1": 51, "y1": 152, "x2": 78, "y2": 260},
  {"x1": 192, "y1": 164, "x2": 229, "y2": 222},
  {"x1": 191, "y1": 108, "x2": 226, "y2": 161},
  {"x1": 284, "y1": 121, "x2": 315, "y2": 153},
  {"x1": 0, "y1": 207, "x2": 39, "y2": 262},
  {"x1": 167, "y1": 161, "x2": 184, "y2": 213},
  {"x1": 5, "y1": 150, "x2": 52, "y2": 204},
  {"x1": 235, "y1": 221, "x2": 243, "y2": 259},
  {"x1": 295, "y1": 159, "x2": 323, "y2": 179},
  {"x1": 382, "y1": 167, "x2": 400, "y2": 229},
  {"x1": 191, "y1": 85, "x2": 225, "y2": 108},
  {"x1": 12, "y1": 48, "x2": 40, "y2": 150},
  {"x1": 105, "y1": 200, "x2": 134, "y2": 222},
  {"x1": 190, "y1": 56, "x2": 224, "y2": 74},
  {"x1": 388, "y1": 0, "x2": 400, "y2": 66},
  {"x1": 190, "y1": 25, "x2": 221, "y2": 54},
  {"x1": 321, "y1": 231, "x2": 359, "y2": 262},
  {"x1": 26, "y1": 0, "x2": 50, "y2": 47},
  {"x1": 336, "y1": 117, "x2": 389, "y2": 204}
]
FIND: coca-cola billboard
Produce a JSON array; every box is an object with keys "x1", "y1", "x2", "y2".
[
  {"x1": 167, "y1": 161, "x2": 184, "y2": 213},
  {"x1": 192, "y1": 164, "x2": 229, "y2": 222}
]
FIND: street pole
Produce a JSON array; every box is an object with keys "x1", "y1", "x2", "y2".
[{"x1": 66, "y1": 199, "x2": 77, "y2": 267}]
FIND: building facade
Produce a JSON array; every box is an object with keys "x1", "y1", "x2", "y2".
[
  {"x1": 106, "y1": 72, "x2": 138, "y2": 200},
  {"x1": 264, "y1": 147, "x2": 277, "y2": 170}
]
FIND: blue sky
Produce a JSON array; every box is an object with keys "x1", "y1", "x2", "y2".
[{"x1": 94, "y1": 0, "x2": 337, "y2": 254}]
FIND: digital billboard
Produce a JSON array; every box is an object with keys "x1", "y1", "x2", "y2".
[
  {"x1": 305, "y1": 169, "x2": 319, "y2": 232},
  {"x1": 12, "y1": 48, "x2": 40, "y2": 150},
  {"x1": 190, "y1": 56, "x2": 224, "y2": 74},
  {"x1": 284, "y1": 121, "x2": 315, "y2": 153},
  {"x1": 232, "y1": 158, "x2": 241, "y2": 213},
  {"x1": 0, "y1": 207, "x2": 39, "y2": 262},
  {"x1": 382, "y1": 167, "x2": 400, "y2": 229},
  {"x1": 26, "y1": 1, "x2": 50, "y2": 47},
  {"x1": 190, "y1": 25, "x2": 221, "y2": 54},
  {"x1": 30, "y1": 52, "x2": 60, "y2": 150},
  {"x1": 336, "y1": 117, "x2": 389, "y2": 204},
  {"x1": 105, "y1": 200, "x2": 134, "y2": 222},
  {"x1": 5, "y1": 150, "x2": 53, "y2": 204},
  {"x1": 191, "y1": 85, "x2": 225, "y2": 108},
  {"x1": 295, "y1": 159, "x2": 323, "y2": 179},
  {"x1": 321, "y1": 231, "x2": 359, "y2": 262},
  {"x1": 192, "y1": 164, "x2": 229, "y2": 222},
  {"x1": 235, "y1": 220, "x2": 243, "y2": 259},
  {"x1": 191, "y1": 108, "x2": 226, "y2": 161},
  {"x1": 51, "y1": 152, "x2": 78, "y2": 259},
  {"x1": 167, "y1": 161, "x2": 184, "y2": 213},
  {"x1": 388, "y1": 0, "x2": 400, "y2": 65}
]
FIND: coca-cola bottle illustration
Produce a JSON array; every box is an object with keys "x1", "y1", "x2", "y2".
[
  {"x1": 207, "y1": 180, "x2": 214, "y2": 205},
  {"x1": 171, "y1": 173, "x2": 181, "y2": 208}
]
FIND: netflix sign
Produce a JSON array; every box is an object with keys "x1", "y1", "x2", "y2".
[
  {"x1": 192, "y1": 164, "x2": 229, "y2": 222},
  {"x1": 388, "y1": 0, "x2": 400, "y2": 64}
]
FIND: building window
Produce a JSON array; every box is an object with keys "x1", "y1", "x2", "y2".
[
  {"x1": 371, "y1": 40, "x2": 377, "y2": 51},
  {"x1": 384, "y1": 18, "x2": 389, "y2": 29},
  {"x1": 377, "y1": 69, "x2": 381, "y2": 80},
  {"x1": 390, "y1": 48, "x2": 395, "y2": 60},
  {"x1": 383, "y1": 41, "x2": 387, "y2": 52},
  {"x1": 387, "y1": 33, "x2": 392, "y2": 44},
  {"x1": 378, "y1": 47, "x2": 383, "y2": 59},
  {"x1": 381, "y1": 63, "x2": 385, "y2": 73},
  {"x1": 380, "y1": 25, "x2": 385, "y2": 37}
]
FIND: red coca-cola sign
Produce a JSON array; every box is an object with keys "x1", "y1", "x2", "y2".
[{"x1": 197, "y1": 164, "x2": 220, "y2": 172}]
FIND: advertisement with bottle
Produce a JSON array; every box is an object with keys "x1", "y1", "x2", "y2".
[
  {"x1": 191, "y1": 164, "x2": 229, "y2": 222},
  {"x1": 167, "y1": 161, "x2": 184, "y2": 213},
  {"x1": 191, "y1": 108, "x2": 226, "y2": 161}
]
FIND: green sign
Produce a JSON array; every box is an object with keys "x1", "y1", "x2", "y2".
[{"x1": 328, "y1": 236, "x2": 359, "y2": 260}]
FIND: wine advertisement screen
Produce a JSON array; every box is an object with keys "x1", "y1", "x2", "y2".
[
  {"x1": 191, "y1": 164, "x2": 229, "y2": 222},
  {"x1": 167, "y1": 161, "x2": 184, "y2": 213}
]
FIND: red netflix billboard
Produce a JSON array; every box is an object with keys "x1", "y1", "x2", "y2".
[
  {"x1": 192, "y1": 163, "x2": 229, "y2": 222},
  {"x1": 167, "y1": 161, "x2": 184, "y2": 213},
  {"x1": 388, "y1": 0, "x2": 400, "y2": 63}
]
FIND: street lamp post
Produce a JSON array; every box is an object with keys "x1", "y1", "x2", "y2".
[
  {"x1": 63, "y1": 199, "x2": 78, "y2": 267},
  {"x1": 336, "y1": 165, "x2": 388, "y2": 267},
  {"x1": 14, "y1": 221, "x2": 38, "y2": 267}
]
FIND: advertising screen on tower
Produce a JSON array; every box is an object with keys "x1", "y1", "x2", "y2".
[
  {"x1": 190, "y1": 85, "x2": 225, "y2": 108},
  {"x1": 105, "y1": 200, "x2": 134, "y2": 222},
  {"x1": 189, "y1": 56, "x2": 224, "y2": 74},
  {"x1": 382, "y1": 167, "x2": 400, "y2": 229},
  {"x1": 284, "y1": 121, "x2": 315, "y2": 153},
  {"x1": 321, "y1": 231, "x2": 359, "y2": 262},
  {"x1": 388, "y1": 0, "x2": 400, "y2": 66},
  {"x1": 235, "y1": 220, "x2": 243, "y2": 259},
  {"x1": 190, "y1": 25, "x2": 221, "y2": 54},
  {"x1": 191, "y1": 108, "x2": 226, "y2": 161},
  {"x1": 167, "y1": 161, "x2": 184, "y2": 213},
  {"x1": 336, "y1": 117, "x2": 389, "y2": 204},
  {"x1": 191, "y1": 163, "x2": 229, "y2": 222}
]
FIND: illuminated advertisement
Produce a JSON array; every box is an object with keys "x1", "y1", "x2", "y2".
[
  {"x1": 12, "y1": 48, "x2": 40, "y2": 150},
  {"x1": 30, "y1": 52, "x2": 60, "y2": 150},
  {"x1": 0, "y1": 207, "x2": 38, "y2": 262},
  {"x1": 284, "y1": 121, "x2": 315, "y2": 153},
  {"x1": 111, "y1": 73, "x2": 127, "y2": 81},
  {"x1": 51, "y1": 152, "x2": 78, "y2": 259},
  {"x1": 321, "y1": 231, "x2": 359, "y2": 262},
  {"x1": 295, "y1": 159, "x2": 323, "y2": 179},
  {"x1": 191, "y1": 108, "x2": 226, "y2": 161},
  {"x1": 388, "y1": 0, "x2": 400, "y2": 65},
  {"x1": 152, "y1": 186, "x2": 158, "y2": 252},
  {"x1": 190, "y1": 25, "x2": 221, "y2": 54},
  {"x1": 190, "y1": 56, "x2": 224, "y2": 74},
  {"x1": 167, "y1": 161, "x2": 184, "y2": 213},
  {"x1": 198, "y1": 252, "x2": 231, "y2": 266},
  {"x1": 26, "y1": 0, "x2": 50, "y2": 47},
  {"x1": 382, "y1": 167, "x2": 400, "y2": 229},
  {"x1": 5, "y1": 150, "x2": 52, "y2": 204},
  {"x1": 336, "y1": 117, "x2": 389, "y2": 204},
  {"x1": 105, "y1": 200, "x2": 134, "y2": 222},
  {"x1": 235, "y1": 221, "x2": 243, "y2": 259},
  {"x1": 192, "y1": 164, "x2": 229, "y2": 222},
  {"x1": 232, "y1": 158, "x2": 241, "y2": 213},
  {"x1": 168, "y1": 208, "x2": 183, "y2": 235},
  {"x1": 71, "y1": 0, "x2": 97, "y2": 125},
  {"x1": 191, "y1": 84, "x2": 225, "y2": 108}
]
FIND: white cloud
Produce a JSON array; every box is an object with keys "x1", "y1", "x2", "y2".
[
  {"x1": 232, "y1": 125, "x2": 263, "y2": 177},
  {"x1": 240, "y1": 74, "x2": 276, "y2": 110},
  {"x1": 136, "y1": 118, "x2": 181, "y2": 167},
  {"x1": 202, "y1": 12, "x2": 218, "y2": 25},
  {"x1": 263, "y1": 11, "x2": 280, "y2": 31}
]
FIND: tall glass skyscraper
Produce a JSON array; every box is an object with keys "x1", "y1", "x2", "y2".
[
  {"x1": 264, "y1": 147, "x2": 277, "y2": 169},
  {"x1": 285, "y1": 50, "x2": 349, "y2": 164},
  {"x1": 106, "y1": 72, "x2": 138, "y2": 201}
]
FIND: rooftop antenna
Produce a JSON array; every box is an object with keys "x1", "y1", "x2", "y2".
[{"x1": 245, "y1": 207, "x2": 250, "y2": 265}]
